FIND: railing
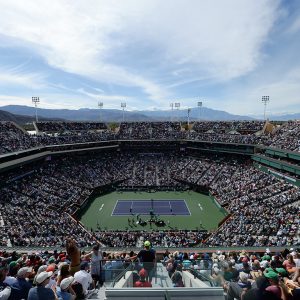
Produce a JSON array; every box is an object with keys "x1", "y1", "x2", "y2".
[{"x1": 105, "y1": 263, "x2": 134, "y2": 287}]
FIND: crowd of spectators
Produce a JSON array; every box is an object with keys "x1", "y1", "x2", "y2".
[
  {"x1": 118, "y1": 154, "x2": 182, "y2": 188},
  {"x1": 0, "y1": 122, "x2": 37, "y2": 154},
  {"x1": 192, "y1": 120, "x2": 265, "y2": 134},
  {"x1": 188, "y1": 131, "x2": 268, "y2": 145},
  {"x1": 1, "y1": 120, "x2": 300, "y2": 154},
  {"x1": 0, "y1": 187, "x2": 94, "y2": 248},
  {"x1": 93, "y1": 230, "x2": 207, "y2": 248},
  {"x1": 163, "y1": 247, "x2": 300, "y2": 299},
  {"x1": 265, "y1": 121, "x2": 300, "y2": 152},
  {"x1": 0, "y1": 151, "x2": 299, "y2": 248},
  {"x1": 36, "y1": 121, "x2": 107, "y2": 132},
  {"x1": 0, "y1": 241, "x2": 300, "y2": 299},
  {"x1": 0, "y1": 120, "x2": 299, "y2": 250},
  {"x1": 118, "y1": 122, "x2": 182, "y2": 139}
]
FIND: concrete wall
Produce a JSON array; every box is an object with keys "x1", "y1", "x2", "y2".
[{"x1": 106, "y1": 288, "x2": 225, "y2": 300}]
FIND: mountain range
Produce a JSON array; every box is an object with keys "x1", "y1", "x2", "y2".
[
  {"x1": 0, "y1": 105, "x2": 299, "y2": 124},
  {"x1": 0, "y1": 109, "x2": 62, "y2": 124},
  {"x1": 0, "y1": 105, "x2": 254, "y2": 123}
]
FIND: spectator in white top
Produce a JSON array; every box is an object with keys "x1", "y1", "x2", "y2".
[{"x1": 73, "y1": 262, "x2": 94, "y2": 296}]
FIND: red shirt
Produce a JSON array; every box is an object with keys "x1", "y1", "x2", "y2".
[{"x1": 134, "y1": 281, "x2": 152, "y2": 287}]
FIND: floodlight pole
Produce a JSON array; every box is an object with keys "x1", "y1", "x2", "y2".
[
  {"x1": 98, "y1": 101, "x2": 103, "y2": 122},
  {"x1": 198, "y1": 101, "x2": 203, "y2": 121},
  {"x1": 261, "y1": 96, "x2": 270, "y2": 120},
  {"x1": 121, "y1": 102, "x2": 126, "y2": 122},
  {"x1": 175, "y1": 102, "x2": 180, "y2": 121},
  {"x1": 32, "y1": 97, "x2": 40, "y2": 123},
  {"x1": 170, "y1": 102, "x2": 174, "y2": 122},
  {"x1": 187, "y1": 108, "x2": 191, "y2": 127}
]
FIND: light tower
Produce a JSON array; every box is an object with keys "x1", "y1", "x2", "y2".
[
  {"x1": 121, "y1": 102, "x2": 126, "y2": 122},
  {"x1": 187, "y1": 108, "x2": 191, "y2": 127},
  {"x1": 32, "y1": 97, "x2": 40, "y2": 123},
  {"x1": 261, "y1": 96, "x2": 270, "y2": 120},
  {"x1": 197, "y1": 101, "x2": 203, "y2": 121},
  {"x1": 98, "y1": 101, "x2": 103, "y2": 122},
  {"x1": 174, "y1": 102, "x2": 180, "y2": 121},
  {"x1": 170, "y1": 102, "x2": 174, "y2": 122}
]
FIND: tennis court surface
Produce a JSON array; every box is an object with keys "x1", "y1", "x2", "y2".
[{"x1": 112, "y1": 199, "x2": 190, "y2": 216}]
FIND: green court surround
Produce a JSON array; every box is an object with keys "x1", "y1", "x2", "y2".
[{"x1": 79, "y1": 191, "x2": 227, "y2": 231}]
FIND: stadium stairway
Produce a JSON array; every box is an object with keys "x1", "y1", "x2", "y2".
[
  {"x1": 151, "y1": 263, "x2": 173, "y2": 287},
  {"x1": 93, "y1": 263, "x2": 225, "y2": 299},
  {"x1": 87, "y1": 287, "x2": 106, "y2": 300}
]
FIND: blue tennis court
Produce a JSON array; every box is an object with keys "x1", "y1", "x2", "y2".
[{"x1": 112, "y1": 199, "x2": 191, "y2": 216}]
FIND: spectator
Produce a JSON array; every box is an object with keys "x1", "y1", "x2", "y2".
[
  {"x1": 28, "y1": 271, "x2": 56, "y2": 300},
  {"x1": 133, "y1": 269, "x2": 152, "y2": 287},
  {"x1": 171, "y1": 266, "x2": 184, "y2": 287},
  {"x1": 73, "y1": 262, "x2": 94, "y2": 297},
  {"x1": 136, "y1": 241, "x2": 156, "y2": 281},
  {"x1": 0, "y1": 267, "x2": 11, "y2": 300},
  {"x1": 56, "y1": 277, "x2": 76, "y2": 300},
  {"x1": 84, "y1": 244, "x2": 103, "y2": 288},
  {"x1": 10, "y1": 267, "x2": 32, "y2": 300}
]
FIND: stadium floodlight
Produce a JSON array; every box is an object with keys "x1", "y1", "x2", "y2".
[
  {"x1": 187, "y1": 108, "x2": 191, "y2": 127},
  {"x1": 121, "y1": 102, "x2": 126, "y2": 122},
  {"x1": 261, "y1": 96, "x2": 270, "y2": 121},
  {"x1": 32, "y1": 97, "x2": 40, "y2": 123},
  {"x1": 170, "y1": 102, "x2": 174, "y2": 122},
  {"x1": 98, "y1": 101, "x2": 103, "y2": 122},
  {"x1": 174, "y1": 102, "x2": 180, "y2": 121},
  {"x1": 198, "y1": 101, "x2": 203, "y2": 121}
]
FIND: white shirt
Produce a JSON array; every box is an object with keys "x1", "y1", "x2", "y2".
[
  {"x1": 74, "y1": 270, "x2": 93, "y2": 294},
  {"x1": 0, "y1": 286, "x2": 11, "y2": 300}
]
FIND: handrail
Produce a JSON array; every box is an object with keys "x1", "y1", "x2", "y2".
[
  {"x1": 111, "y1": 262, "x2": 135, "y2": 287},
  {"x1": 164, "y1": 289, "x2": 171, "y2": 300}
]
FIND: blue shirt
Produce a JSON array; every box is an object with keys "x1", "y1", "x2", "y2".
[
  {"x1": 10, "y1": 278, "x2": 32, "y2": 300},
  {"x1": 28, "y1": 286, "x2": 56, "y2": 300},
  {"x1": 56, "y1": 286, "x2": 72, "y2": 300}
]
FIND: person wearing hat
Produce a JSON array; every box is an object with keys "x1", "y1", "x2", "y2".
[
  {"x1": 28, "y1": 271, "x2": 57, "y2": 300},
  {"x1": 10, "y1": 266, "x2": 33, "y2": 300},
  {"x1": 133, "y1": 269, "x2": 152, "y2": 287},
  {"x1": 33, "y1": 265, "x2": 47, "y2": 285},
  {"x1": 264, "y1": 270, "x2": 284, "y2": 299},
  {"x1": 135, "y1": 241, "x2": 156, "y2": 282},
  {"x1": 275, "y1": 268, "x2": 289, "y2": 278},
  {"x1": 56, "y1": 276, "x2": 76, "y2": 300}
]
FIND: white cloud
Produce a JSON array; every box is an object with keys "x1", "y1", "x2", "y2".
[
  {"x1": 0, "y1": 69, "x2": 46, "y2": 89},
  {"x1": 286, "y1": 16, "x2": 300, "y2": 34},
  {"x1": 0, "y1": 0, "x2": 281, "y2": 107},
  {"x1": 0, "y1": 95, "x2": 33, "y2": 107},
  {"x1": 205, "y1": 66, "x2": 300, "y2": 116}
]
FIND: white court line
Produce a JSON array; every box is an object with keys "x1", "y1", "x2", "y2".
[
  {"x1": 183, "y1": 199, "x2": 191, "y2": 216},
  {"x1": 99, "y1": 204, "x2": 104, "y2": 212}
]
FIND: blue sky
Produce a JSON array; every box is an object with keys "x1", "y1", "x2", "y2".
[{"x1": 0, "y1": 0, "x2": 299, "y2": 116}]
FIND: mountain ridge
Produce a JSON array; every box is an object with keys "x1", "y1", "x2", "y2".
[
  {"x1": 1, "y1": 105, "x2": 299, "y2": 122},
  {"x1": 0, "y1": 105, "x2": 254, "y2": 122}
]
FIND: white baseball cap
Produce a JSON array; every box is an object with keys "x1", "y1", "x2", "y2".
[
  {"x1": 17, "y1": 267, "x2": 32, "y2": 277},
  {"x1": 60, "y1": 276, "x2": 74, "y2": 290},
  {"x1": 36, "y1": 271, "x2": 53, "y2": 284}
]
